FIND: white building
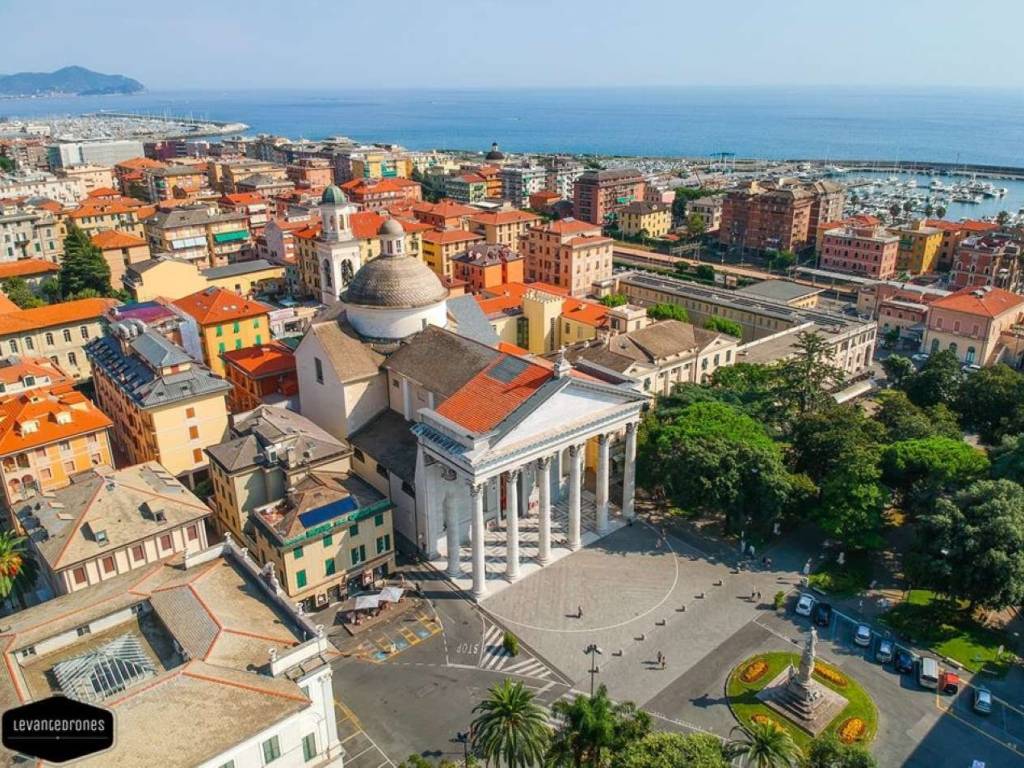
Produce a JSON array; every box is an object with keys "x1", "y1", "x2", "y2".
[
  {"x1": 500, "y1": 165, "x2": 548, "y2": 208},
  {"x1": 46, "y1": 139, "x2": 146, "y2": 169},
  {"x1": 0, "y1": 171, "x2": 84, "y2": 206},
  {"x1": 316, "y1": 185, "x2": 362, "y2": 305}
]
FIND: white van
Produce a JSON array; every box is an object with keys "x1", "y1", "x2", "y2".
[{"x1": 919, "y1": 656, "x2": 939, "y2": 689}]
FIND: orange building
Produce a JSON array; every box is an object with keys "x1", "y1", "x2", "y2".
[
  {"x1": 90, "y1": 229, "x2": 151, "y2": 290},
  {"x1": 172, "y1": 287, "x2": 272, "y2": 377},
  {"x1": 0, "y1": 356, "x2": 72, "y2": 398},
  {"x1": 339, "y1": 177, "x2": 422, "y2": 211},
  {"x1": 451, "y1": 243, "x2": 525, "y2": 292},
  {"x1": 421, "y1": 228, "x2": 485, "y2": 279},
  {"x1": 66, "y1": 190, "x2": 155, "y2": 239},
  {"x1": 410, "y1": 200, "x2": 477, "y2": 230},
  {"x1": 286, "y1": 158, "x2": 333, "y2": 192},
  {"x1": 468, "y1": 209, "x2": 540, "y2": 248},
  {"x1": 221, "y1": 341, "x2": 298, "y2": 413},
  {"x1": 219, "y1": 192, "x2": 271, "y2": 234},
  {"x1": 0, "y1": 385, "x2": 114, "y2": 510},
  {"x1": 114, "y1": 157, "x2": 167, "y2": 198},
  {"x1": 521, "y1": 218, "x2": 614, "y2": 296}
]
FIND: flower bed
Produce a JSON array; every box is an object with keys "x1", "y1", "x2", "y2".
[
  {"x1": 838, "y1": 717, "x2": 866, "y2": 744},
  {"x1": 813, "y1": 663, "x2": 848, "y2": 688},
  {"x1": 741, "y1": 659, "x2": 769, "y2": 684},
  {"x1": 751, "y1": 714, "x2": 785, "y2": 732}
]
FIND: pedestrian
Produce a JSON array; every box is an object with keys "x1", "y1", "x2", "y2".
[
  {"x1": 756, "y1": 590, "x2": 762, "y2": 601},
  {"x1": 577, "y1": 605, "x2": 583, "y2": 619},
  {"x1": 661, "y1": 656, "x2": 666, "y2": 670},
  {"x1": 656, "y1": 650, "x2": 663, "y2": 665},
  {"x1": 762, "y1": 555, "x2": 768, "y2": 567},
  {"x1": 751, "y1": 589, "x2": 756, "y2": 601}
]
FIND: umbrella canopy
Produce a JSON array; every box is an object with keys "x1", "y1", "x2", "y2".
[
  {"x1": 379, "y1": 586, "x2": 404, "y2": 603},
  {"x1": 354, "y1": 594, "x2": 381, "y2": 611}
]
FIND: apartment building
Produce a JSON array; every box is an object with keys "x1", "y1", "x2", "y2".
[
  {"x1": 286, "y1": 158, "x2": 334, "y2": 191},
  {"x1": 451, "y1": 244, "x2": 525, "y2": 292},
  {"x1": 212, "y1": 159, "x2": 288, "y2": 194},
  {"x1": 56, "y1": 164, "x2": 115, "y2": 196},
  {"x1": 467, "y1": 209, "x2": 540, "y2": 247},
  {"x1": 145, "y1": 204, "x2": 251, "y2": 268},
  {"x1": 411, "y1": 200, "x2": 478, "y2": 230},
  {"x1": 925, "y1": 218, "x2": 999, "y2": 271},
  {"x1": 500, "y1": 165, "x2": 547, "y2": 207},
  {"x1": 85, "y1": 325, "x2": 231, "y2": 484},
  {"x1": 522, "y1": 218, "x2": 613, "y2": 296},
  {"x1": 719, "y1": 180, "x2": 816, "y2": 252},
  {"x1": 0, "y1": 385, "x2": 113, "y2": 509},
  {"x1": 172, "y1": 287, "x2": 273, "y2": 377},
  {"x1": 808, "y1": 180, "x2": 847, "y2": 232},
  {"x1": 12, "y1": 462, "x2": 209, "y2": 596},
  {"x1": 122, "y1": 257, "x2": 208, "y2": 302},
  {"x1": 66, "y1": 190, "x2": 154, "y2": 239},
  {"x1": 818, "y1": 225, "x2": 900, "y2": 279},
  {"x1": 90, "y1": 229, "x2": 151, "y2": 290},
  {"x1": 950, "y1": 234, "x2": 1022, "y2": 291},
  {"x1": 618, "y1": 201, "x2": 672, "y2": 238},
  {"x1": 891, "y1": 220, "x2": 944, "y2": 275},
  {"x1": 0, "y1": 355, "x2": 72, "y2": 398},
  {"x1": 143, "y1": 163, "x2": 207, "y2": 203},
  {"x1": 114, "y1": 156, "x2": 167, "y2": 198},
  {"x1": 573, "y1": 168, "x2": 645, "y2": 225},
  {"x1": 218, "y1": 192, "x2": 271, "y2": 234},
  {"x1": 0, "y1": 298, "x2": 118, "y2": 381},
  {"x1": 687, "y1": 196, "x2": 724, "y2": 233},
  {"x1": 444, "y1": 173, "x2": 488, "y2": 204},
  {"x1": 543, "y1": 156, "x2": 584, "y2": 200},
  {"x1": 339, "y1": 177, "x2": 422, "y2": 211},
  {"x1": 421, "y1": 228, "x2": 484, "y2": 280},
  {"x1": 0, "y1": 203, "x2": 64, "y2": 262},
  {"x1": 0, "y1": 171, "x2": 84, "y2": 206},
  {"x1": 923, "y1": 285, "x2": 1024, "y2": 366},
  {"x1": 47, "y1": 138, "x2": 145, "y2": 169},
  {"x1": 221, "y1": 341, "x2": 297, "y2": 413}
]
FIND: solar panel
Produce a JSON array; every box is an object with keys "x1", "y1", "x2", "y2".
[
  {"x1": 488, "y1": 356, "x2": 530, "y2": 384},
  {"x1": 298, "y1": 496, "x2": 358, "y2": 529}
]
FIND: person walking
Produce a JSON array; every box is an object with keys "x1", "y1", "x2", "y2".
[
  {"x1": 656, "y1": 650, "x2": 663, "y2": 666},
  {"x1": 661, "y1": 656, "x2": 666, "y2": 670},
  {"x1": 577, "y1": 605, "x2": 583, "y2": 620}
]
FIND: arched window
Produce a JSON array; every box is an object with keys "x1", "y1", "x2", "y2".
[
  {"x1": 930, "y1": 338, "x2": 940, "y2": 354},
  {"x1": 966, "y1": 346, "x2": 976, "y2": 364},
  {"x1": 949, "y1": 342, "x2": 958, "y2": 356},
  {"x1": 322, "y1": 259, "x2": 332, "y2": 289}
]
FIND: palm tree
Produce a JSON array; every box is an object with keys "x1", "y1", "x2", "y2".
[
  {"x1": 471, "y1": 679, "x2": 549, "y2": 768},
  {"x1": 546, "y1": 685, "x2": 649, "y2": 768},
  {"x1": 0, "y1": 531, "x2": 29, "y2": 599},
  {"x1": 725, "y1": 723, "x2": 799, "y2": 768},
  {"x1": 936, "y1": 204, "x2": 947, "y2": 219}
]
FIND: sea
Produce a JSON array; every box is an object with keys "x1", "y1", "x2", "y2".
[{"x1": 3, "y1": 86, "x2": 1024, "y2": 166}]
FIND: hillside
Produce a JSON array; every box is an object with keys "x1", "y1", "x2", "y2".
[{"x1": 0, "y1": 66, "x2": 144, "y2": 96}]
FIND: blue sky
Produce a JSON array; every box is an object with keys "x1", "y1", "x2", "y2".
[{"x1": 3, "y1": 0, "x2": 1022, "y2": 89}]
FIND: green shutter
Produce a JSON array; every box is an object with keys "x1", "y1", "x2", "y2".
[
  {"x1": 325, "y1": 559, "x2": 336, "y2": 576},
  {"x1": 296, "y1": 569, "x2": 307, "y2": 588},
  {"x1": 294, "y1": 546, "x2": 304, "y2": 559}
]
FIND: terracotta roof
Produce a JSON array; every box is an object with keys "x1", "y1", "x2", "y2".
[
  {"x1": 561, "y1": 299, "x2": 609, "y2": 328},
  {"x1": 469, "y1": 210, "x2": 540, "y2": 227},
  {"x1": 292, "y1": 225, "x2": 320, "y2": 241},
  {"x1": 540, "y1": 218, "x2": 599, "y2": 235},
  {"x1": 221, "y1": 342, "x2": 295, "y2": 378},
  {"x1": 220, "y1": 192, "x2": 266, "y2": 206},
  {"x1": 0, "y1": 386, "x2": 111, "y2": 456},
  {"x1": 33, "y1": 199, "x2": 64, "y2": 214},
  {"x1": 90, "y1": 230, "x2": 148, "y2": 250},
  {"x1": 340, "y1": 177, "x2": 421, "y2": 195},
  {"x1": 0, "y1": 259, "x2": 59, "y2": 279},
  {"x1": 413, "y1": 201, "x2": 478, "y2": 219},
  {"x1": 475, "y1": 281, "x2": 568, "y2": 316},
  {"x1": 930, "y1": 286, "x2": 1024, "y2": 318},
  {"x1": 0, "y1": 355, "x2": 70, "y2": 389},
  {"x1": 454, "y1": 173, "x2": 485, "y2": 184},
  {"x1": 172, "y1": 287, "x2": 271, "y2": 326},
  {"x1": 567, "y1": 235, "x2": 613, "y2": 246},
  {"x1": 350, "y1": 210, "x2": 386, "y2": 239},
  {"x1": 115, "y1": 157, "x2": 167, "y2": 170},
  {"x1": 396, "y1": 217, "x2": 431, "y2": 233},
  {"x1": 422, "y1": 229, "x2": 484, "y2": 246},
  {"x1": 924, "y1": 219, "x2": 964, "y2": 232},
  {"x1": 435, "y1": 353, "x2": 551, "y2": 433},
  {"x1": 962, "y1": 220, "x2": 1001, "y2": 233},
  {"x1": 0, "y1": 297, "x2": 117, "y2": 336},
  {"x1": 0, "y1": 294, "x2": 18, "y2": 313},
  {"x1": 68, "y1": 196, "x2": 153, "y2": 219}
]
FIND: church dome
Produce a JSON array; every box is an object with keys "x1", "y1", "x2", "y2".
[
  {"x1": 378, "y1": 218, "x2": 405, "y2": 236},
  {"x1": 343, "y1": 252, "x2": 447, "y2": 309},
  {"x1": 321, "y1": 184, "x2": 348, "y2": 205},
  {"x1": 485, "y1": 142, "x2": 505, "y2": 161}
]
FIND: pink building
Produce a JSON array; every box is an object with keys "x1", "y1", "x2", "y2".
[{"x1": 819, "y1": 225, "x2": 899, "y2": 279}]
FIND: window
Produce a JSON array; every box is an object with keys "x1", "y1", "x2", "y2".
[
  {"x1": 293, "y1": 546, "x2": 304, "y2": 559},
  {"x1": 375, "y1": 463, "x2": 388, "y2": 479},
  {"x1": 67, "y1": 352, "x2": 77, "y2": 367},
  {"x1": 24, "y1": 337, "x2": 32, "y2": 350},
  {"x1": 261, "y1": 736, "x2": 281, "y2": 763},
  {"x1": 218, "y1": 342, "x2": 226, "y2": 354},
  {"x1": 296, "y1": 569, "x2": 307, "y2": 588},
  {"x1": 44, "y1": 332, "x2": 54, "y2": 347},
  {"x1": 351, "y1": 545, "x2": 366, "y2": 566},
  {"x1": 7, "y1": 340, "x2": 16, "y2": 354},
  {"x1": 374, "y1": 513, "x2": 385, "y2": 527},
  {"x1": 189, "y1": 426, "x2": 199, "y2": 440},
  {"x1": 20, "y1": 646, "x2": 36, "y2": 659},
  {"x1": 353, "y1": 448, "x2": 364, "y2": 462},
  {"x1": 94, "y1": 529, "x2": 108, "y2": 545},
  {"x1": 253, "y1": 318, "x2": 260, "y2": 329},
  {"x1": 376, "y1": 534, "x2": 391, "y2": 555},
  {"x1": 322, "y1": 533, "x2": 332, "y2": 547},
  {"x1": 255, "y1": 334, "x2": 262, "y2": 345},
  {"x1": 63, "y1": 329, "x2": 72, "y2": 343},
  {"x1": 187, "y1": 524, "x2": 198, "y2": 541},
  {"x1": 76, "y1": 625, "x2": 91, "y2": 637},
  {"x1": 349, "y1": 523, "x2": 359, "y2": 537},
  {"x1": 159, "y1": 534, "x2": 172, "y2": 551},
  {"x1": 80, "y1": 326, "x2": 89, "y2": 340},
  {"x1": 192, "y1": 448, "x2": 203, "y2": 464},
  {"x1": 232, "y1": 321, "x2": 240, "y2": 333},
  {"x1": 325, "y1": 558, "x2": 336, "y2": 576},
  {"x1": 185, "y1": 407, "x2": 195, "y2": 418},
  {"x1": 217, "y1": 762, "x2": 235, "y2": 768},
  {"x1": 72, "y1": 566, "x2": 87, "y2": 585},
  {"x1": 216, "y1": 325, "x2": 223, "y2": 337},
  {"x1": 314, "y1": 357, "x2": 324, "y2": 384},
  {"x1": 302, "y1": 732, "x2": 317, "y2": 762},
  {"x1": 102, "y1": 555, "x2": 115, "y2": 574},
  {"x1": 132, "y1": 544, "x2": 145, "y2": 562},
  {"x1": 235, "y1": 339, "x2": 242, "y2": 350}
]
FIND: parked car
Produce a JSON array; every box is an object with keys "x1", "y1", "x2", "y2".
[
  {"x1": 895, "y1": 648, "x2": 918, "y2": 674},
  {"x1": 812, "y1": 601, "x2": 833, "y2": 627},
  {"x1": 795, "y1": 594, "x2": 815, "y2": 617},
  {"x1": 876, "y1": 639, "x2": 894, "y2": 664},
  {"x1": 940, "y1": 671, "x2": 960, "y2": 695},
  {"x1": 854, "y1": 624, "x2": 872, "y2": 647},
  {"x1": 919, "y1": 656, "x2": 940, "y2": 689},
  {"x1": 974, "y1": 687, "x2": 993, "y2": 714}
]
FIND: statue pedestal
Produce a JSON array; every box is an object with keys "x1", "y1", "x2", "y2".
[{"x1": 756, "y1": 667, "x2": 848, "y2": 736}]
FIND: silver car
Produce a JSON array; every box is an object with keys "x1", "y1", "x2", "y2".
[
  {"x1": 974, "y1": 687, "x2": 993, "y2": 714},
  {"x1": 854, "y1": 624, "x2": 872, "y2": 647}
]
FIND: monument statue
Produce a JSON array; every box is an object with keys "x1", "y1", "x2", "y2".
[{"x1": 798, "y1": 625, "x2": 817, "y2": 685}]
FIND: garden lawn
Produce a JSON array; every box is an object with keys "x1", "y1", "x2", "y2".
[
  {"x1": 808, "y1": 551, "x2": 872, "y2": 598},
  {"x1": 727, "y1": 652, "x2": 878, "y2": 752},
  {"x1": 881, "y1": 589, "x2": 1015, "y2": 676}
]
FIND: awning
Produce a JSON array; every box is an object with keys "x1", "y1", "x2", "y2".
[
  {"x1": 213, "y1": 230, "x2": 248, "y2": 244},
  {"x1": 354, "y1": 595, "x2": 381, "y2": 610},
  {"x1": 379, "y1": 586, "x2": 404, "y2": 603}
]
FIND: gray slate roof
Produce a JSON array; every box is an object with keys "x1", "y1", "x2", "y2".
[
  {"x1": 736, "y1": 279, "x2": 823, "y2": 303},
  {"x1": 206, "y1": 406, "x2": 348, "y2": 473},
  {"x1": 200, "y1": 259, "x2": 278, "y2": 280},
  {"x1": 306, "y1": 318, "x2": 386, "y2": 384},
  {"x1": 446, "y1": 294, "x2": 500, "y2": 346},
  {"x1": 349, "y1": 409, "x2": 417, "y2": 483},
  {"x1": 384, "y1": 325, "x2": 499, "y2": 398},
  {"x1": 343, "y1": 252, "x2": 448, "y2": 309}
]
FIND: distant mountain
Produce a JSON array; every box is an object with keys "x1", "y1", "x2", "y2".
[{"x1": 0, "y1": 66, "x2": 144, "y2": 96}]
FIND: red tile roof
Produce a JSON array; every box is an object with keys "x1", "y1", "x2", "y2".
[
  {"x1": 561, "y1": 299, "x2": 609, "y2": 328},
  {"x1": 173, "y1": 287, "x2": 271, "y2": 326},
  {"x1": 0, "y1": 294, "x2": 18, "y2": 314},
  {"x1": 930, "y1": 286, "x2": 1024, "y2": 318},
  {"x1": 567, "y1": 235, "x2": 613, "y2": 246},
  {"x1": 0, "y1": 386, "x2": 111, "y2": 456},
  {"x1": 541, "y1": 218, "x2": 599, "y2": 235},
  {"x1": 0, "y1": 298, "x2": 118, "y2": 336},
  {"x1": 412, "y1": 201, "x2": 478, "y2": 219},
  {"x1": 90, "y1": 230, "x2": 147, "y2": 250},
  {"x1": 0, "y1": 260, "x2": 59, "y2": 280},
  {"x1": 87, "y1": 187, "x2": 119, "y2": 198},
  {"x1": 435, "y1": 354, "x2": 551, "y2": 433},
  {"x1": 469, "y1": 210, "x2": 540, "y2": 227},
  {"x1": 221, "y1": 342, "x2": 295, "y2": 378},
  {"x1": 422, "y1": 229, "x2": 484, "y2": 246},
  {"x1": 220, "y1": 193, "x2": 267, "y2": 206},
  {"x1": 0, "y1": 356, "x2": 70, "y2": 390},
  {"x1": 340, "y1": 177, "x2": 421, "y2": 195},
  {"x1": 475, "y1": 281, "x2": 568, "y2": 317}
]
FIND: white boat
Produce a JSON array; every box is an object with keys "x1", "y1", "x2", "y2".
[{"x1": 825, "y1": 164, "x2": 850, "y2": 175}]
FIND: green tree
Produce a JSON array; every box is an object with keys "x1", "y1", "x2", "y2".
[
  {"x1": 599, "y1": 293, "x2": 628, "y2": 308},
  {"x1": 646, "y1": 303, "x2": 689, "y2": 322},
  {"x1": 817, "y1": 447, "x2": 888, "y2": 549},
  {"x1": 888, "y1": 202, "x2": 902, "y2": 220},
  {"x1": 0, "y1": 156, "x2": 13, "y2": 173},
  {"x1": 703, "y1": 315, "x2": 743, "y2": 338},
  {"x1": 725, "y1": 723, "x2": 799, "y2": 768},
  {"x1": 60, "y1": 224, "x2": 113, "y2": 298},
  {"x1": 790, "y1": 404, "x2": 885, "y2": 484},
  {"x1": 903, "y1": 350, "x2": 963, "y2": 408},
  {"x1": 777, "y1": 331, "x2": 846, "y2": 415},
  {"x1": 769, "y1": 249, "x2": 796, "y2": 273},
  {"x1": 0, "y1": 531, "x2": 30, "y2": 599},
  {"x1": 881, "y1": 355, "x2": 914, "y2": 388},
  {"x1": 997, "y1": 210, "x2": 1010, "y2": 226},
  {"x1": 805, "y1": 733, "x2": 878, "y2": 768},
  {"x1": 990, "y1": 433, "x2": 1024, "y2": 484},
  {"x1": 471, "y1": 679, "x2": 549, "y2": 768},
  {"x1": 695, "y1": 264, "x2": 715, "y2": 282},
  {"x1": 547, "y1": 685, "x2": 650, "y2": 768},
  {"x1": 616, "y1": 732, "x2": 728, "y2": 768},
  {"x1": 882, "y1": 437, "x2": 989, "y2": 515},
  {"x1": 956, "y1": 364, "x2": 1024, "y2": 443},
  {"x1": 909, "y1": 479, "x2": 1024, "y2": 610},
  {"x1": 0, "y1": 277, "x2": 44, "y2": 309},
  {"x1": 874, "y1": 390, "x2": 960, "y2": 442},
  {"x1": 923, "y1": 201, "x2": 934, "y2": 218},
  {"x1": 935, "y1": 204, "x2": 947, "y2": 219},
  {"x1": 686, "y1": 212, "x2": 706, "y2": 238},
  {"x1": 639, "y1": 401, "x2": 793, "y2": 533}
]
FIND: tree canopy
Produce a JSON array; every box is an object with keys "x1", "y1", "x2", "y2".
[
  {"x1": 599, "y1": 293, "x2": 628, "y2": 307},
  {"x1": 882, "y1": 437, "x2": 989, "y2": 516},
  {"x1": 902, "y1": 350, "x2": 963, "y2": 408},
  {"x1": 704, "y1": 315, "x2": 743, "y2": 338},
  {"x1": 646, "y1": 303, "x2": 689, "y2": 323},
  {"x1": 617, "y1": 732, "x2": 728, "y2": 768},
  {"x1": 881, "y1": 354, "x2": 914, "y2": 388},
  {"x1": 0, "y1": 277, "x2": 44, "y2": 309},
  {"x1": 874, "y1": 389, "x2": 960, "y2": 443},
  {"x1": 956, "y1": 364, "x2": 1024, "y2": 443},
  {"x1": 60, "y1": 224, "x2": 113, "y2": 299}
]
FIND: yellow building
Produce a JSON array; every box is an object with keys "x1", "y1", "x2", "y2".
[
  {"x1": 90, "y1": 229, "x2": 152, "y2": 292},
  {"x1": 65, "y1": 192, "x2": 155, "y2": 239},
  {"x1": 421, "y1": 229, "x2": 484, "y2": 280},
  {"x1": 205, "y1": 405, "x2": 396, "y2": 609},
  {"x1": 122, "y1": 257, "x2": 208, "y2": 302},
  {"x1": 57, "y1": 164, "x2": 116, "y2": 196},
  {"x1": 349, "y1": 150, "x2": 413, "y2": 181},
  {"x1": 467, "y1": 209, "x2": 540, "y2": 248},
  {"x1": 892, "y1": 220, "x2": 944, "y2": 275},
  {"x1": 0, "y1": 298, "x2": 118, "y2": 382},
  {"x1": 85, "y1": 325, "x2": 231, "y2": 485},
  {"x1": 477, "y1": 282, "x2": 610, "y2": 354},
  {"x1": 200, "y1": 259, "x2": 286, "y2": 297},
  {"x1": 172, "y1": 287, "x2": 273, "y2": 377},
  {"x1": 0, "y1": 385, "x2": 114, "y2": 511},
  {"x1": 619, "y1": 201, "x2": 672, "y2": 238}
]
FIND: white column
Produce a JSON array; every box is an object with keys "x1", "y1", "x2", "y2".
[
  {"x1": 470, "y1": 482, "x2": 487, "y2": 600},
  {"x1": 596, "y1": 433, "x2": 610, "y2": 534},
  {"x1": 445, "y1": 489, "x2": 461, "y2": 578},
  {"x1": 505, "y1": 469, "x2": 520, "y2": 582},
  {"x1": 537, "y1": 456, "x2": 552, "y2": 565},
  {"x1": 568, "y1": 444, "x2": 582, "y2": 551},
  {"x1": 623, "y1": 422, "x2": 638, "y2": 520},
  {"x1": 401, "y1": 377, "x2": 413, "y2": 420}
]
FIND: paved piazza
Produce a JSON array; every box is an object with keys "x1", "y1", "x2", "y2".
[{"x1": 482, "y1": 521, "x2": 784, "y2": 706}]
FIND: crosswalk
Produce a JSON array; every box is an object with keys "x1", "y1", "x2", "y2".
[{"x1": 478, "y1": 621, "x2": 552, "y2": 680}]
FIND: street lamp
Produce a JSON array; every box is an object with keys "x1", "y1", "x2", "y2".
[
  {"x1": 454, "y1": 731, "x2": 470, "y2": 766},
  {"x1": 584, "y1": 643, "x2": 603, "y2": 696}
]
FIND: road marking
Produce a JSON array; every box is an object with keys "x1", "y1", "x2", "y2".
[
  {"x1": 334, "y1": 698, "x2": 397, "y2": 768},
  {"x1": 647, "y1": 710, "x2": 722, "y2": 737},
  {"x1": 935, "y1": 695, "x2": 1023, "y2": 757}
]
